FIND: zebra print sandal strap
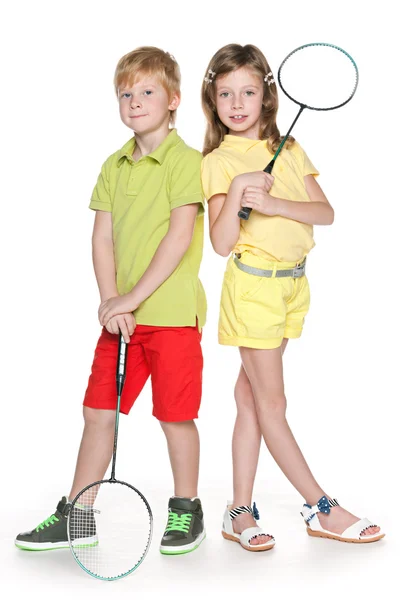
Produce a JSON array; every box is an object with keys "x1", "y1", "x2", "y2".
[
  {"x1": 229, "y1": 502, "x2": 260, "y2": 521},
  {"x1": 222, "y1": 501, "x2": 275, "y2": 551}
]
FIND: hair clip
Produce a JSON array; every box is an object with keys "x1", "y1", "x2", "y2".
[
  {"x1": 204, "y1": 69, "x2": 216, "y2": 84},
  {"x1": 264, "y1": 72, "x2": 275, "y2": 86}
]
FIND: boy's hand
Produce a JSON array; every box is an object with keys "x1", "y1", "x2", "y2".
[
  {"x1": 99, "y1": 293, "x2": 139, "y2": 335},
  {"x1": 105, "y1": 313, "x2": 136, "y2": 343},
  {"x1": 233, "y1": 171, "x2": 274, "y2": 193},
  {"x1": 240, "y1": 187, "x2": 280, "y2": 217}
]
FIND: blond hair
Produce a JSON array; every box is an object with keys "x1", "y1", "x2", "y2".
[
  {"x1": 201, "y1": 44, "x2": 294, "y2": 156},
  {"x1": 114, "y1": 46, "x2": 181, "y2": 125}
]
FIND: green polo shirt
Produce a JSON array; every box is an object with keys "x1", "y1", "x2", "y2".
[{"x1": 89, "y1": 128, "x2": 207, "y2": 328}]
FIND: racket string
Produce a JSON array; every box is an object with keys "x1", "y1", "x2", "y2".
[
  {"x1": 69, "y1": 480, "x2": 152, "y2": 580},
  {"x1": 278, "y1": 43, "x2": 358, "y2": 110}
]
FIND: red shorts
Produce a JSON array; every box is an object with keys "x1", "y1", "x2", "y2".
[{"x1": 83, "y1": 324, "x2": 203, "y2": 422}]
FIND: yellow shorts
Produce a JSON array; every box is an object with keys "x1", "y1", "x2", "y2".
[{"x1": 219, "y1": 253, "x2": 311, "y2": 349}]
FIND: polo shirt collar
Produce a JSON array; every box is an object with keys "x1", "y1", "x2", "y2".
[
  {"x1": 221, "y1": 134, "x2": 265, "y2": 153},
  {"x1": 117, "y1": 128, "x2": 181, "y2": 165}
]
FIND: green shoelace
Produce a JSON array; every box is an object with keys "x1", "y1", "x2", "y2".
[
  {"x1": 165, "y1": 511, "x2": 192, "y2": 534},
  {"x1": 36, "y1": 514, "x2": 59, "y2": 532}
]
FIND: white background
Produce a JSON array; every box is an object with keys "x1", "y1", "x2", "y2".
[{"x1": 1, "y1": 1, "x2": 398, "y2": 598}]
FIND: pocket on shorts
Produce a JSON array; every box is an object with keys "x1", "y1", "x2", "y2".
[
  {"x1": 237, "y1": 275, "x2": 286, "y2": 341},
  {"x1": 235, "y1": 267, "x2": 265, "y2": 301}
]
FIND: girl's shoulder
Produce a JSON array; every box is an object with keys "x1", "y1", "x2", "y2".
[
  {"x1": 201, "y1": 146, "x2": 229, "y2": 172},
  {"x1": 284, "y1": 139, "x2": 305, "y2": 157},
  {"x1": 201, "y1": 147, "x2": 233, "y2": 198},
  {"x1": 202, "y1": 144, "x2": 227, "y2": 161},
  {"x1": 281, "y1": 139, "x2": 308, "y2": 165},
  {"x1": 281, "y1": 140, "x2": 319, "y2": 177}
]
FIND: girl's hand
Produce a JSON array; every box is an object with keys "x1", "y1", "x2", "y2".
[
  {"x1": 105, "y1": 313, "x2": 136, "y2": 343},
  {"x1": 234, "y1": 171, "x2": 274, "y2": 193},
  {"x1": 240, "y1": 186, "x2": 279, "y2": 216}
]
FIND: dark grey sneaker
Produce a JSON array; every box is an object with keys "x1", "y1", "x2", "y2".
[
  {"x1": 15, "y1": 497, "x2": 98, "y2": 551},
  {"x1": 160, "y1": 496, "x2": 206, "y2": 555}
]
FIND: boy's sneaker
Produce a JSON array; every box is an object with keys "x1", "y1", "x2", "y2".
[
  {"x1": 160, "y1": 496, "x2": 206, "y2": 555},
  {"x1": 15, "y1": 496, "x2": 98, "y2": 551}
]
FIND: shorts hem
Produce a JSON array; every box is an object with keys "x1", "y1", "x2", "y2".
[
  {"x1": 153, "y1": 412, "x2": 199, "y2": 422},
  {"x1": 83, "y1": 399, "x2": 132, "y2": 415},
  {"x1": 283, "y1": 329, "x2": 303, "y2": 339},
  {"x1": 218, "y1": 335, "x2": 283, "y2": 350}
]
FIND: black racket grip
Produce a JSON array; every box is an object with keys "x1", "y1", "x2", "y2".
[
  {"x1": 116, "y1": 333, "x2": 127, "y2": 396},
  {"x1": 238, "y1": 206, "x2": 252, "y2": 220},
  {"x1": 264, "y1": 159, "x2": 275, "y2": 174},
  {"x1": 237, "y1": 159, "x2": 276, "y2": 220}
]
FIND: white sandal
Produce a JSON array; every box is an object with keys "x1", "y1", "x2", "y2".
[
  {"x1": 222, "y1": 501, "x2": 275, "y2": 552},
  {"x1": 301, "y1": 495, "x2": 385, "y2": 543}
]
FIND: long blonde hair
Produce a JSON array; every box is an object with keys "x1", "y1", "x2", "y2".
[{"x1": 201, "y1": 44, "x2": 294, "y2": 156}]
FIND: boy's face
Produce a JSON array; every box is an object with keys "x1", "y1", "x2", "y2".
[
  {"x1": 118, "y1": 74, "x2": 180, "y2": 134},
  {"x1": 215, "y1": 67, "x2": 264, "y2": 139}
]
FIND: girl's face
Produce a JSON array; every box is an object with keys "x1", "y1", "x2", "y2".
[{"x1": 214, "y1": 67, "x2": 264, "y2": 139}]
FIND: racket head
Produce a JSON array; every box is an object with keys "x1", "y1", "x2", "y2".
[
  {"x1": 68, "y1": 479, "x2": 153, "y2": 580},
  {"x1": 278, "y1": 42, "x2": 359, "y2": 111}
]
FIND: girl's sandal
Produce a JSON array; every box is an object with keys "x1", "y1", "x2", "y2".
[
  {"x1": 301, "y1": 495, "x2": 385, "y2": 543},
  {"x1": 222, "y1": 501, "x2": 275, "y2": 552}
]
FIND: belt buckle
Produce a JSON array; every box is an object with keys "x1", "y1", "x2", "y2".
[{"x1": 293, "y1": 264, "x2": 304, "y2": 278}]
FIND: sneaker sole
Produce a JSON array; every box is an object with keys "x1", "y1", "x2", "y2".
[
  {"x1": 15, "y1": 536, "x2": 99, "y2": 551},
  {"x1": 159, "y1": 529, "x2": 206, "y2": 555}
]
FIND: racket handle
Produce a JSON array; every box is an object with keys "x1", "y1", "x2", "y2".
[
  {"x1": 238, "y1": 159, "x2": 276, "y2": 220},
  {"x1": 264, "y1": 159, "x2": 275, "y2": 174},
  {"x1": 238, "y1": 206, "x2": 252, "y2": 220},
  {"x1": 116, "y1": 333, "x2": 127, "y2": 397}
]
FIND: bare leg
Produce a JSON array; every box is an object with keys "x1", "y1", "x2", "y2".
[
  {"x1": 160, "y1": 420, "x2": 200, "y2": 498},
  {"x1": 231, "y1": 339, "x2": 289, "y2": 545},
  {"x1": 232, "y1": 366, "x2": 262, "y2": 505},
  {"x1": 240, "y1": 346, "x2": 380, "y2": 537},
  {"x1": 69, "y1": 406, "x2": 116, "y2": 502}
]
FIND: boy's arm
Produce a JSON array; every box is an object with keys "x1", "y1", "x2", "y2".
[
  {"x1": 92, "y1": 210, "x2": 118, "y2": 301},
  {"x1": 128, "y1": 203, "x2": 199, "y2": 306},
  {"x1": 98, "y1": 203, "x2": 199, "y2": 325},
  {"x1": 93, "y1": 210, "x2": 136, "y2": 342}
]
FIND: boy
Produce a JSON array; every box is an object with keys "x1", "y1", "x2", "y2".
[{"x1": 15, "y1": 47, "x2": 207, "y2": 555}]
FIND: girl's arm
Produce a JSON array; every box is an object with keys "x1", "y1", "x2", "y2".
[
  {"x1": 209, "y1": 172, "x2": 273, "y2": 257},
  {"x1": 241, "y1": 175, "x2": 334, "y2": 225},
  {"x1": 277, "y1": 175, "x2": 334, "y2": 225},
  {"x1": 208, "y1": 182, "x2": 241, "y2": 258}
]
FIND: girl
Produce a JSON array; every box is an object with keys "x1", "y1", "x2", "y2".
[{"x1": 201, "y1": 44, "x2": 383, "y2": 551}]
